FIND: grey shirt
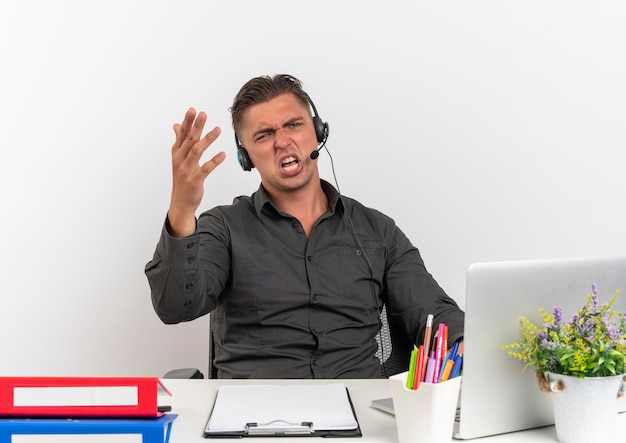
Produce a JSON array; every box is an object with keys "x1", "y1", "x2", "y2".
[{"x1": 145, "y1": 180, "x2": 464, "y2": 378}]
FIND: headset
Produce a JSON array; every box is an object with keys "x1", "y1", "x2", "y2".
[{"x1": 235, "y1": 97, "x2": 329, "y2": 171}]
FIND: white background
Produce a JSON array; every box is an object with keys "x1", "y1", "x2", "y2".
[{"x1": 1, "y1": 0, "x2": 624, "y2": 377}]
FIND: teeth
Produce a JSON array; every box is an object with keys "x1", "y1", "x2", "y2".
[
  {"x1": 282, "y1": 156, "x2": 297, "y2": 166},
  {"x1": 281, "y1": 156, "x2": 298, "y2": 171}
]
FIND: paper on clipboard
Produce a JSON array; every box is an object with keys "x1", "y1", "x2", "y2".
[{"x1": 204, "y1": 383, "x2": 359, "y2": 436}]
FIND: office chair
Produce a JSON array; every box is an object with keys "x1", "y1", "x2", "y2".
[
  {"x1": 376, "y1": 303, "x2": 413, "y2": 377},
  {"x1": 163, "y1": 303, "x2": 412, "y2": 379}
]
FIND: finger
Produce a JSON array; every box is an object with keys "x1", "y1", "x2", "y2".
[
  {"x1": 185, "y1": 126, "x2": 222, "y2": 164},
  {"x1": 180, "y1": 111, "x2": 208, "y2": 154},
  {"x1": 199, "y1": 151, "x2": 227, "y2": 177},
  {"x1": 173, "y1": 108, "x2": 197, "y2": 150}
]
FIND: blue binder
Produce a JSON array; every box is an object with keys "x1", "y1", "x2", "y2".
[{"x1": 0, "y1": 413, "x2": 177, "y2": 443}]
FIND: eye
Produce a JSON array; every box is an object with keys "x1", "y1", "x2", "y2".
[
  {"x1": 286, "y1": 121, "x2": 303, "y2": 131},
  {"x1": 255, "y1": 132, "x2": 271, "y2": 142}
]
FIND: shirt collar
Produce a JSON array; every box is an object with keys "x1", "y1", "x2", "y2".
[{"x1": 252, "y1": 179, "x2": 344, "y2": 217}]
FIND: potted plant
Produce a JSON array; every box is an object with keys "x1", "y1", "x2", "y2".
[{"x1": 502, "y1": 284, "x2": 626, "y2": 443}]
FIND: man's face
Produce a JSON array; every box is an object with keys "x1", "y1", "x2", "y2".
[{"x1": 239, "y1": 93, "x2": 319, "y2": 195}]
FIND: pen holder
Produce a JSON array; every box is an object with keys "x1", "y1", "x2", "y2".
[{"x1": 389, "y1": 371, "x2": 461, "y2": 443}]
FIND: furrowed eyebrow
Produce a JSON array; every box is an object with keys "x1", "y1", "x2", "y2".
[
  {"x1": 251, "y1": 117, "x2": 306, "y2": 140},
  {"x1": 284, "y1": 117, "x2": 305, "y2": 127},
  {"x1": 252, "y1": 127, "x2": 274, "y2": 139}
]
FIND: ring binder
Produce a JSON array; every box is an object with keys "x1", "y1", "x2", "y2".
[
  {"x1": 246, "y1": 420, "x2": 314, "y2": 435},
  {"x1": 0, "y1": 414, "x2": 178, "y2": 443}
]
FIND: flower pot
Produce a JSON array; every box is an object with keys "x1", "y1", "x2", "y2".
[{"x1": 544, "y1": 372, "x2": 626, "y2": 443}]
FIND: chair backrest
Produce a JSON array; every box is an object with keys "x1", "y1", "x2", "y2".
[
  {"x1": 208, "y1": 311, "x2": 218, "y2": 379},
  {"x1": 207, "y1": 304, "x2": 412, "y2": 379},
  {"x1": 376, "y1": 303, "x2": 413, "y2": 377}
]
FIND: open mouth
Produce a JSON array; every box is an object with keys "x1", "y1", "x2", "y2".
[{"x1": 281, "y1": 156, "x2": 299, "y2": 172}]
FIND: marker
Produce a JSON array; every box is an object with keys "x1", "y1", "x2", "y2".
[
  {"x1": 413, "y1": 345, "x2": 424, "y2": 390},
  {"x1": 432, "y1": 322, "x2": 445, "y2": 383},
  {"x1": 406, "y1": 346, "x2": 418, "y2": 389},
  {"x1": 425, "y1": 351, "x2": 436, "y2": 383},
  {"x1": 442, "y1": 325, "x2": 448, "y2": 363}
]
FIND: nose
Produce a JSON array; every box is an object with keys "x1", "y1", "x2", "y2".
[{"x1": 274, "y1": 127, "x2": 291, "y2": 149}]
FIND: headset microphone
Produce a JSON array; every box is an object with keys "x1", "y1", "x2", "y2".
[{"x1": 310, "y1": 145, "x2": 322, "y2": 160}]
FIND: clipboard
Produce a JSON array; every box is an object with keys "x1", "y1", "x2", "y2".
[{"x1": 203, "y1": 384, "x2": 362, "y2": 438}]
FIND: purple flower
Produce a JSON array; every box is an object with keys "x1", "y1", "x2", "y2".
[
  {"x1": 603, "y1": 314, "x2": 621, "y2": 341},
  {"x1": 553, "y1": 306, "x2": 562, "y2": 326},
  {"x1": 591, "y1": 284, "x2": 599, "y2": 311},
  {"x1": 538, "y1": 331, "x2": 548, "y2": 343}
]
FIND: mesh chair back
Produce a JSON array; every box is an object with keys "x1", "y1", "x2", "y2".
[{"x1": 376, "y1": 304, "x2": 413, "y2": 377}]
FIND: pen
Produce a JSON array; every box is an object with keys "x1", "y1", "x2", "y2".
[
  {"x1": 439, "y1": 339, "x2": 458, "y2": 383},
  {"x1": 420, "y1": 314, "x2": 434, "y2": 382},
  {"x1": 450, "y1": 354, "x2": 464, "y2": 379},
  {"x1": 440, "y1": 359, "x2": 455, "y2": 382}
]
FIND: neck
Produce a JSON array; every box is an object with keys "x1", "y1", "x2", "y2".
[{"x1": 265, "y1": 180, "x2": 329, "y2": 237}]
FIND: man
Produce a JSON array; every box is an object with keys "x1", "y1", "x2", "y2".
[{"x1": 146, "y1": 74, "x2": 464, "y2": 378}]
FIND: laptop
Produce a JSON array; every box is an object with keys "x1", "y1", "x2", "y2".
[{"x1": 372, "y1": 255, "x2": 626, "y2": 440}]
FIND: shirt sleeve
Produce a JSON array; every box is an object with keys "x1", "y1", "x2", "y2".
[
  {"x1": 381, "y1": 220, "x2": 465, "y2": 347},
  {"x1": 144, "y1": 212, "x2": 230, "y2": 324}
]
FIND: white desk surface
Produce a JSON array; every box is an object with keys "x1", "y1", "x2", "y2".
[{"x1": 162, "y1": 378, "x2": 626, "y2": 443}]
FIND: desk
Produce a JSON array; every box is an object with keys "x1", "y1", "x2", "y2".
[
  {"x1": 164, "y1": 379, "x2": 625, "y2": 442},
  {"x1": 5, "y1": 379, "x2": 626, "y2": 442}
]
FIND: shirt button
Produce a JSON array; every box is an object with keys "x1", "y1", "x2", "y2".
[
  {"x1": 356, "y1": 249, "x2": 363, "y2": 256},
  {"x1": 185, "y1": 282, "x2": 194, "y2": 290},
  {"x1": 307, "y1": 256, "x2": 313, "y2": 262},
  {"x1": 312, "y1": 359, "x2": 320, "y2": 366},
  {"x1": 186, "y1": 242, "x2": 195, "y2": 249},
  {"x1": 186, "y1": 256, "x2": 195, "y2": 264}
]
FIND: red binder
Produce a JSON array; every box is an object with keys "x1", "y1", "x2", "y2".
[{"x1": 0, "y1": 377, "x2": 172, "y2": 418}]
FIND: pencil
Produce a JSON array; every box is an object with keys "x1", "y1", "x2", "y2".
[{"x1": 420, "y1": 314, "x2": 434, "y2": 383}]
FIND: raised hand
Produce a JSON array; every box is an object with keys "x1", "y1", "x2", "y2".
[{"x1": 168, "y1": 108, "x2": 226, "y2": 237}]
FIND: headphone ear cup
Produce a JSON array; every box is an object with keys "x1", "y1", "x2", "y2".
[
  {"x1": 237, "y1": 146, "x2": 253, "y2": 171},
  {"x1": 313, "y1": 116, "x2": 328, "y2": 144}
]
